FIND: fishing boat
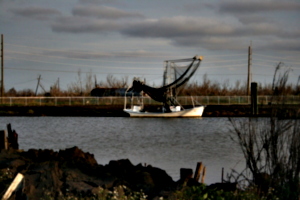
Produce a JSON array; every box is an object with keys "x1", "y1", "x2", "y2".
[{"x1": 123, "y1": 55, "x2": 205, "y2": 118}]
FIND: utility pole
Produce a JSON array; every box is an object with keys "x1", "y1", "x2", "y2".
[
  {"x1": 247, "y1": 43, "x2": 252, "y2": 96},
  {"x1": 1, "y1": 34, "x2": 4, "y2": 98}
]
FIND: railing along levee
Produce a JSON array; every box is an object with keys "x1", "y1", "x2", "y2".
[{"x1": 0, "y1": 96, "x2": 299, "y2": 106}]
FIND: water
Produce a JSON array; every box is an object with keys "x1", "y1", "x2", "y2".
[{"x1": 0, "y1": 117, "x2": 245, "y2": 184}]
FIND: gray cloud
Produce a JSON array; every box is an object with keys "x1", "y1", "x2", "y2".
[
  {"x1": 173, "y1": 34, "x2": 300, "y2": 52},
  {"x1": 10, "y1": 6, "x2": 61, "y2": 20},
  {"x1": 72, "y1": 5, "x2": 144, "y2": 19},
  {"x1": 259, "y1": 39, "x2": 300, "y2": 52},
  {"x1": 236, "y1": 23, "x2": 281, "y2": 36},
  {"x1": 121, "y1": 16, "x2": 289, "y2": 39},
  {"x1": 79, "y1": 0, "x2": 103, "y2": 4},
  {"x1": 236, "y1": 15, "x2": 268, "y2": 25},
  {"x1": 218, "y1": 1, "x2": 300, "y2": 27},
  {"x1": 121, "y1": 16, "x2": 300, "y2": 51},
  {"x1": 52, "y1": 16, "x2": 124, "y2": 33},
  {"x1": 50, "y1": 3, "x2": 299, "y2": 53},
  {"x1": 78, "y1": 0, "x2": 120, "y2": 4},
  {"x1": 121, "y1": 17, "x2": 235, "y2": 38},
  {"x1": 52, "y1": 4, "x2": 143, "y2": 33},
  {"x1": 172, "y1": 36, "x2": 247, "y2": 50},
  {"x1": 51, "y1": 13, "x2": 298, "y2": 52},
  {"x1": 219, "y1": 1, "x2": 300, "y2": 14}
]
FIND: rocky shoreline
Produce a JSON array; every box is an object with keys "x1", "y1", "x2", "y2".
[
  {"x1": 0, "y1": 123, "x2": 236, "y2": 199},
  {"x1": 0, "y1": 146, "x2": 236, "y2": 199}
]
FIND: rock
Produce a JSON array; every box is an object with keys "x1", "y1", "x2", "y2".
[
  {"x1": 23, "y1": 161, "x2": 63, "y2": 199},
  {"x1": 58, "y1": 146, "x2": 97, "y2": 167},
  {"x1": 132, "y1": 164, "x2": 175, "y2": 199}
]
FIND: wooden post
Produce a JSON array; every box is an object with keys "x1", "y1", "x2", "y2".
[
  {"x1": 2, "y1": 173, "x2": 24, "y2": 200},
  {"x1": 221, "y1": 167, "x2": 224, "y2": 183},
  {"x1": 201, "y1": 167, "x2": 206, "y2": 183},
  {"x1": 6, "y1": 124, "x2": 12, "y2": 148},
  {"x1": 194, "y1": 162, "x2": 203, "y2": 182},
  {"x1": 251, "y1": 82, "x2": 258, "y2": 115},
  {"x1": 0, "y1": 130, "x2": 7, "y2": 150},
  {"x1": 7, "y1": 123, "x2": 12, "y2": 134},
  {"x1": 194, "y1": 162, "x2": 206, "y2": 183},
  {"x1": 6, "y1": 124, "x2": 18, "y2": 150}
]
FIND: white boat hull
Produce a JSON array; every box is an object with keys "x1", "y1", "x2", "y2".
[{"x1": 124, "y1": 106, "x2": 205, "y2": 118}]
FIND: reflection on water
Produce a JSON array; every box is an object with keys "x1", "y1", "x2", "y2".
[{"x1": 0, "y1": 117, "x2": 245, "y2": 184}]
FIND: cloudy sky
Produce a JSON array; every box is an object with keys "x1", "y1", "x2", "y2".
[{"x1": 1, "y1": 0, "x2": 300, "y2": 92}]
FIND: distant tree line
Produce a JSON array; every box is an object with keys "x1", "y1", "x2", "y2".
[{"x1": 4, "y1": 63, "x2": 300, "y2": 97}]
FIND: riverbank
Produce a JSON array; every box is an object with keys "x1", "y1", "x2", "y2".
[{"x1": 0, "y1": 104, "x2": 298, "y2": 117}]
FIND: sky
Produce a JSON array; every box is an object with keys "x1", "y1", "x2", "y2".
[{"x1": 0, "y1": 0, "x2": 300, "y2": 93}]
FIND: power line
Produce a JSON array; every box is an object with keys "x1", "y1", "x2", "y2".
[
  {"x1": 6, "y1": 65, "x2": 263, "y2": 78},
  {"x1": 254, "y1": 53, "x2": 300, "y2": 63},
  {"x1": 5, "y1": 66, "x2": 163, "y2": 75},
  {"x1": 13, "y1": 79, "x2": 37, "y2": 86},
  {"x1": 5, "y1": 50, "x2": 162, "y2": 65},
  {"x1": 6, "y1": 43, "x2": 249, "y2": 58},
  {"x1": 254, "y1": 61, "x2": 300, "y2": 70},
  {"x1": 6, "y1": 43, "x2": 170, "y2": 59},
  {"x1": 203, "y1": 58, "x2": 246, "y2": 64},
  {"x1": 6, "y1": 54, "x2": 248, "y2": 70},
  {"x1": 5, "y1": 41, "x2": 299, "y2": 82},
  {"x1": 254, "y1": 57, "x2": 300, "y2": 65},
  {"x1": 5, "y1": 56, "x2": 162, "y2": 70},
  {"x1": 7, "y1": 43, "x2": 249, "y2": 61},
  {"x1": 201, "y1": 63, "x2": 246, "y2": 69},
  {"x1": 7, "y1": 49, "x2": 250, "y2": 67}
]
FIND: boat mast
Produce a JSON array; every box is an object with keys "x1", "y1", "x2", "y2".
[{"x1": 163, "y1": 61, "x2": 168, "y2": 86}]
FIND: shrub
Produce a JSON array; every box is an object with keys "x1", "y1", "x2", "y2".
[{"x1": 228, "y1": 64, "x2": 300, "y2": 199}]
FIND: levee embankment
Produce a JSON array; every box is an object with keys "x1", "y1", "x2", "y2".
[{"x1": 0, "y1": 104, "x2": 298, "y2": 117}]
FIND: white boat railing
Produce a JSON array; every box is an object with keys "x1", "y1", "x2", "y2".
[{"x1": 0, "y1": 96, "x2": 299, "y2": 106}]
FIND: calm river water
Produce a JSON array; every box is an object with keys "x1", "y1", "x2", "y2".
[{"x1": 0, "y1": 117, "x2": 245, "y2": 184}]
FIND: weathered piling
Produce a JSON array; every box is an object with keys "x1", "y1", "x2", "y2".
[
  {"x1": 194, "y1": 162, "x2": 206, "y2": 183},
  {"x1": 7, "y1": 123, "x2": 19, "y2": 149},
  {"x1": 179, "y1": 162, "x2": 206, "y2": 186},
  {"x1": 0, "y1": 130, "x2": 7, "y2": 150},
  {"x1": 194, "y1": 162, "x2": 203, "y2": 182},
  {"x1": 201, "y1": 166, "x2": 206, "y2": 183},
  {"x1": 251, "y1": 82, "x2": 258, "y2": 115}
]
